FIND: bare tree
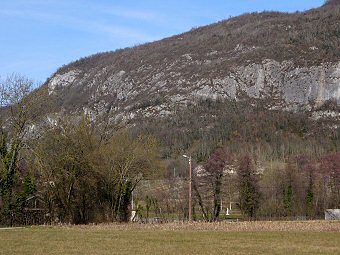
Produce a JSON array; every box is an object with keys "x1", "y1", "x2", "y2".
[
  {"x1": 193, "y1": 148, "x2": 233, "y2": 221},
  {"x1": 100, "y1": 131, "x2": 161, "y2": 222},
  {"x1": 205, "y1": 148, "x2": 233, "y2": 221},
  {"x1": 0, "y1": 74, "x2": 33, "y2": 226}
]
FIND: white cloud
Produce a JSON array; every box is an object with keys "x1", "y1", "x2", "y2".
[{"x1": 0, "y1": 7, "x2": 158, "y2": 42}]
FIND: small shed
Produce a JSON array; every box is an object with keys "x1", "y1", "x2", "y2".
[{"x1": 325, "y1": 209, "x2": 340, "y2": 220}]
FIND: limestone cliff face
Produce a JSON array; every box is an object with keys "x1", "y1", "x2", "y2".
[{"x1": 46, "y1": 59, "x2": 340, "y2": 122}]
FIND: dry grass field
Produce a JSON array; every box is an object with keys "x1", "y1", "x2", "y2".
[{"x1": 0, "y1": 221, "x2": 339, "y2": 255}]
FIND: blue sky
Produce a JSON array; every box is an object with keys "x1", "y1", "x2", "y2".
[{"x1": 0, "y1": 0, "x2": 325, "y2": 84}]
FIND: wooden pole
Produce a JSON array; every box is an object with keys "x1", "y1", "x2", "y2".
[{"x1": 189, "y1": 156, "x2": 192, "y2": 222}]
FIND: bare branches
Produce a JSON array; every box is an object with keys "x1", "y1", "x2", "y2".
[
  {"x1": 0, "y1": 73, "x2": 33, "y2": 107},
  {"x1": 0, "y1": 74, "x2": 34, "y2": 226}
]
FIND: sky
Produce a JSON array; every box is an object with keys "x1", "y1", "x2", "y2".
[{"x1": 0, "y1": 0, "x2": 325, "y2": 84}]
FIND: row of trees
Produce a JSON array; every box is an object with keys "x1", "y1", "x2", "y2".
[
  {"x1": 34, "y1": 118, "x2": 160, "y2": 224},
  {"x1": 138, "y1": 148, "x2": 339, "y2": 222},
  {"x1": 199, "y1": 149, "x2": 340, "y2": 221},
  {"x1": 0, "y1": 116, "x2": 161, "y2": 225}
]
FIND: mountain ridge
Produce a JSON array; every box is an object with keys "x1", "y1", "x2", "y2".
[{"x1": 26, "y1": 3, "x2": 340, "y2": 126}]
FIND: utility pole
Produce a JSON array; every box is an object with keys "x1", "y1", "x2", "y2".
[{"x1": 183, "y1": 155, "x2": 192, "y2": 221}]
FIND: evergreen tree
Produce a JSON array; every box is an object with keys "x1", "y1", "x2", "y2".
[{"x1": 237, "y1": 155, "x2": 261, "y2": 220}]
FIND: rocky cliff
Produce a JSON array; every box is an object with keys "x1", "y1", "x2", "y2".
[{"x1": 35, "y1": 3, "x2": 340, "y2": 124}]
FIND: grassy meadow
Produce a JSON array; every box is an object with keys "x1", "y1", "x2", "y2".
[{"x1": 0, "y1": 221, "x2": 339, "y2": 255}]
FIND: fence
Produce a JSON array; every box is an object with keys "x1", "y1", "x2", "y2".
[{"x1": 0, "y1": 209, "x2": 48, "y2": 227}]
